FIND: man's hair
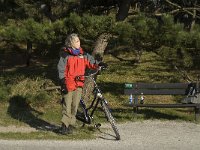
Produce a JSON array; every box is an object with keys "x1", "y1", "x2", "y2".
[{"x1": 65, "y1": 33, "x2": 79, "y2": 47}]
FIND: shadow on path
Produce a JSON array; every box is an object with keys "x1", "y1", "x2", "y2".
[
  {"x1": 96, "y1": 128, "x2": 117, "y2": 141},
  {"x1": 7, "y1": 96, "x2": 61, "y2": 134}
]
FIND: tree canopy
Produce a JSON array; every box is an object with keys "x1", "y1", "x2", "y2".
[{"x1": 0, "y1": 0, "x2": 200, "y2": 69}]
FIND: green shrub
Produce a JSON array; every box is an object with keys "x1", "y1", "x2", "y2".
[
  {"x1": 10, "y1": 77, "x2": 55, "y2": 107},
  {"x1": 26, "y1": 91, "x2": 50, "y2": 107}
]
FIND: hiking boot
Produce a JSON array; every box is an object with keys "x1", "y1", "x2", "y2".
[
  {"x1": 61, "y1": 123, "x2": 72, "y2": 135},
  {"x1": 68, "y1": 125, "x2": 74, "y2": 134}
]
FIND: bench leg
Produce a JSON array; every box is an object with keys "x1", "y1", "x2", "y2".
[
  {"x1": 195, "y1": 107, "x2": 200, "y2": 123},
  {"x1": 133, "y1": 106, "x2": 138, "y2": 114}
]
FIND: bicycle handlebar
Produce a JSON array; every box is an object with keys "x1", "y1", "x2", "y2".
[{"x1": 75, "y1": 66, "x2": 106, "y2": 81}]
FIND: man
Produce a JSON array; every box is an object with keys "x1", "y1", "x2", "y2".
[{"x1": 57, "y1": 33, "x2": 106, "y2": 134}]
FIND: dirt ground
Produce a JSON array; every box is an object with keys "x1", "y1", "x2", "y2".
[{"x1": 0, "y1": 120, "x2": 200, "y2": 150}]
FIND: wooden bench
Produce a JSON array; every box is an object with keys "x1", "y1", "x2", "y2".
[{"x1": 124, "y1": 83, "x2": 200, "y2": 122}]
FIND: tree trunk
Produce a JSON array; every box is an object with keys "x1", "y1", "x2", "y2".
[
  {"x1": 190, "y1": 0, "x2": 197, "y2": 31},
  {"x1": 116, "y1": 0, "x2": 132, "y2": 21},
  {"x1": 26, "y1": 40, "x2": 32, "y2": 67},
  {"x1": 92, "y1": 33, "x2": 112, "y2": 60}
]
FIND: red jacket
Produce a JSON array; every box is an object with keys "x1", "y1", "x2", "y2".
[{"x1": 57, "y1": 47, "x2": 98, "y2": 92}]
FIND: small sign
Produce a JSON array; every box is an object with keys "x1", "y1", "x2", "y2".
[{"x1": 125, "y1": 83, "x2": 133, "y2": 89}]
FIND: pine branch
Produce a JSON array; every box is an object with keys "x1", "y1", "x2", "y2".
[
  {"x1": 165, "y1": 0, "x2": 181, "y2": 9},
  {"x1": 155, "y1": 0, "x2": 200, "y2": 19},
  {"x1": 183, "y1": 8, "x2": 200, "y2": 12},
  {"x1": 164, "y1": 0, "x2": 200, "y2": 19}
]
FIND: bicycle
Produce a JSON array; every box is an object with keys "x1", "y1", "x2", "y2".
[
  {"x1": 174, "y1": 65, "x2": 200, "y2": 103},
  {"x1": 75, "y1": 66, "x2": 121, "y2": 140}
]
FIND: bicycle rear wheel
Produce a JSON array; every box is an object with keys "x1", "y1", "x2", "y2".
[{"x1": 101, "y1": 99, "x2": 120, "y2": 140}]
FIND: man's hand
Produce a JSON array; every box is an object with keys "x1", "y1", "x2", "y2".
[
  {"x1": 60, "y1": 78, "x2": 67, "y2": 94},
  {"x1": 98, "y1": 62, "x2": 108, "y2": 69}
]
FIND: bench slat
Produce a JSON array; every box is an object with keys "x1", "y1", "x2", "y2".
[
  {"x1": 124, "y1": 89, "x2": 186, "y2": 95},
  {"x1": 132, "y1": 104, "x2": 200, "y2": 108},
  {"x1": 133, "y1": 83, "x2": 189, "y2": 89}
]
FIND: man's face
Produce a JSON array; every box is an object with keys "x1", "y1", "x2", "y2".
[{"x1": 71, "y1": 37, "x2": 80, "y2": 49}]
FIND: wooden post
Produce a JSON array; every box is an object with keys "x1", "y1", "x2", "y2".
[{"x1": 195, "y1": 105, "x2": 200, "y2": 123}]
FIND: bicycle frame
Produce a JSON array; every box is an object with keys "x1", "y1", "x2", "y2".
[{"x1": 76, "y1": 69, "x2": 105, "y2": 125}]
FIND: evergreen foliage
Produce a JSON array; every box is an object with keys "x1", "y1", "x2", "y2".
[
  {"x1": 65, "y1": 13, "x2": 115, "y2": 39},
  {"x1": 0, "y1": 0, "x2": 200, "y2": 68}
]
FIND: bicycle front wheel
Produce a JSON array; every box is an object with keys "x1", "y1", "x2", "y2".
[{"x1": 101, "y1": 99, "x2": 120, "y2": 140}]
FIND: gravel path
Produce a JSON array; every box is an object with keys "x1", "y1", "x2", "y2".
[{"x1": 0, "y1": 120, "x2": 200, "y2": 150}]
